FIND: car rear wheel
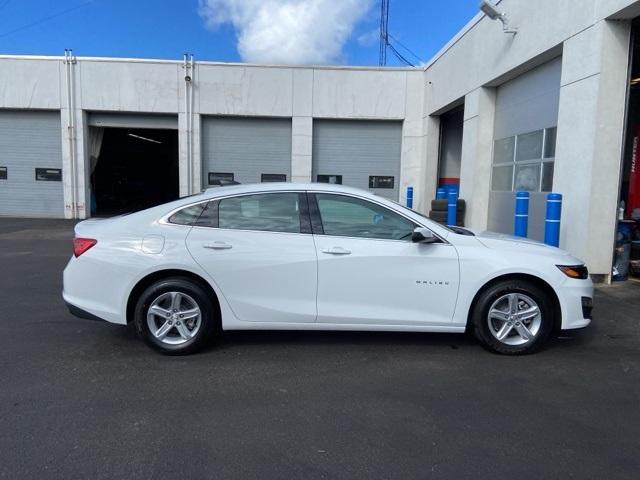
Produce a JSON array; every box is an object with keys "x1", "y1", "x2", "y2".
[
  {"x1": 134, "y1": 277, "x2": 217, "y2": 355},
  {"x1": 471, "y1": 279, "x2": 554, "y2": 355}
]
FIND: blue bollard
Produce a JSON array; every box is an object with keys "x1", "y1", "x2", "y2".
[
  {"x1": 436, "y1": 188, "x2": 447, "y2": 199},
  {"x1": 447, "y1": 191, "x2": 458, "y2": 226},
  {"x1": 406, "y1": 187, "x2": 414, "y2": 209},
  {"x1": 514, "y1": 191, "x2": 529, "y2": 238},
  {"x1": 544, "y1": 193, "x2": 562, "y2": 247}
]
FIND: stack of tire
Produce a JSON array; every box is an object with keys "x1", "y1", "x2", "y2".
[{"x1": 429, "y1": 198, "x2": 465, "y2": 226}]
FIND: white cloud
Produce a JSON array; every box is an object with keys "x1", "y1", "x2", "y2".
[
  {"x1": 357, "y1": 28, "x2": 379, "y2": 47},
  {"x1": 198, "y1": 0, "x2": 373, "y2": 65}
]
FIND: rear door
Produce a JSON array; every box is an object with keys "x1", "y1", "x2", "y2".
[
  {"x1": 310, "y1": 193, "x2": 460, "y2": 326},
  {"x1": 186, "y1": 192, "x2": 317, "y2": 323}
]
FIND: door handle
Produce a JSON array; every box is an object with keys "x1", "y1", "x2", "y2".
[
  {"x1": 321, "y1": 246, "x2": 351, "y2": 255},
  {"x1": 203, "y1": 242, "x2": 232, "y2": 250}
]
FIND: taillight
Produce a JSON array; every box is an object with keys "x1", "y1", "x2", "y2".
[{"x1": 73, "y1": 237, "x2": 97, "y2": 257}]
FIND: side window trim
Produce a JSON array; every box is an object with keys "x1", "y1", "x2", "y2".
[
  {"x1": 307, "y1": 193, "x2": 324, "y2": 235},
  {"x1": 298, "y1": 193, "x2": 313, "y2": 234}
]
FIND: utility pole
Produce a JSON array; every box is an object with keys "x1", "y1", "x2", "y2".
[{"x1": 379, "y1": 0, "x2": 389, "y2": 66}]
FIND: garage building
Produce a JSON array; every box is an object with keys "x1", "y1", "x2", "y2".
[{"x1": 2, "y1": 0, "x2": 640, "y2": 281}]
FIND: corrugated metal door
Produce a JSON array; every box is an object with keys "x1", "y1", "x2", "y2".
[
  {"x1": 312, "y1": 120, "x2": 402, "y2": 200},
  {"x1": 488, "y1": 57, "x2": 562, "y2": 240},
  {"x1": 201, "y1": 117, "x2": 292, "y2": 187},
  {"x1": 0, "y1": 110, "x2": 64, "y2": 217}
]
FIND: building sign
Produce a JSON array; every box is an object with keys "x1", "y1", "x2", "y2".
[
  {"x1": 35, "y1": 168, "x2": 62, "y2": 181},
  {"x1": 208, "y1": 172, "x2": 234, "y2": 185},
  {"x1": 317, "y1": 174, "x2": 342, "y2": 184},
  {"x1": 261, "y1": 174, "x2": 286, "y2": 183},
  {"x1": 369, "y1": 176, "x2": 395, "y2": 189}
]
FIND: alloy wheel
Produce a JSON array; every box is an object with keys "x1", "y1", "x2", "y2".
[
  {"x1": 487, "y1": 293, "x2": 542, "y2": 346},
  {"x1": 146, "y1": 291, "x2": 202, "y2": 345}
]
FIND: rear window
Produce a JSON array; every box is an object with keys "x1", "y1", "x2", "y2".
[{"x1": 168, "y1": 204, "x2": 206, "y2": 226}]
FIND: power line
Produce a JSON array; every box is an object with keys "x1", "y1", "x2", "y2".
[
  {"x1": 378, "y1": 0, "x2": 421, "y2": 67},
  {"x1": 388, "y1": 33, "x2": 423, "y2": 64},
  {"x1": 387, "y1": 43, "x2": 414, "y2": 67},
  {"x1": 0, "y1": 0, "x2": 96, "y2": 39}
]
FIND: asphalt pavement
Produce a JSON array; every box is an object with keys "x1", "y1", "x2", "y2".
[{"x1": 1, "y1": 218, "x2": 639, "y2": 479}]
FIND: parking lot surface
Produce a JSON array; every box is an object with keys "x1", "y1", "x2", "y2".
[{"x1": 1, "y1": 218, "x2": 639, "y2": 479}]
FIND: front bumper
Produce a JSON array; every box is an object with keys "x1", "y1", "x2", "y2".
[{"x1": 558, "y1": 279, "x2": 593, "y2": 330}]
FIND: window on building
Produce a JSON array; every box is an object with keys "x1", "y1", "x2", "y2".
[{"x1": 491, "y1": 127, "x2": 556, "y2": 192}]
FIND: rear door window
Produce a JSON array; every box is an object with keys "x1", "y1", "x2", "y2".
[{"x1": 218, "y1": 193, "x2": 302, "y2": 233}]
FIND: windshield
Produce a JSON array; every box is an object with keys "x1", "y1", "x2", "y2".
[{"x1": 387, "y1": 200, "x2": 456, "y2": 234}]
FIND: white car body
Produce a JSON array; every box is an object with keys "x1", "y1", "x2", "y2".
[{"x1": 63, "y1": 183, "x2": 592, "y2": 337}]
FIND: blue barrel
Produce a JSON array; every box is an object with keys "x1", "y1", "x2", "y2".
[
  {"x1": 514, "y1": 191, "x2": 529, "y2": 238},
  {"x1": 436, "y1": 188, "x2": 447, "y2": 199},
  {"x1": 406, "y1": 187, "x2": 414, "y2": 209},
  {"x1": 544, "y1": 193, "x2": 562, "y2": 247},
  {"x1": 447, "y1": 191, "x2": 458, "y2": 226}
]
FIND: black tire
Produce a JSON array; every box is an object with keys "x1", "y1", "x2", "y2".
[
  {"x1": 428, "y1": 211, "x2": 465, "y2": 226},
  {"x1": 431, "y1": 199, "x2": 466, "y2": 212},
  {"x1": 134, "y1": 277, "x2": 218, "y2": 355},
  {"x1": 429, "y1": 210, "x2": 448, "y2": 222},
  {"x1": 470, "y1": 279, "x2": 554, "y2": 355}
]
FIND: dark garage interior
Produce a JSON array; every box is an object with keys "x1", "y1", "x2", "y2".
[{"x1": 91, "y1": 127, "x2": 179, "y2": 216}]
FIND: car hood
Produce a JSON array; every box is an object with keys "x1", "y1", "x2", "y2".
[{"x1": 473, "y1": 230, "x2": 584, "y2": 263}]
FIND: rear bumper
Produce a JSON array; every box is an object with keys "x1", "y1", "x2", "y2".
[
  {"x1": 64, "y1": 299, "x2": 107, "y2": 322},
  {"x1": 63, "y1": 256, "x2": 129, "y2": 325}
]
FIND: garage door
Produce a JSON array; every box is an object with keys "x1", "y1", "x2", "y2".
[
  {"x1": 312, "y1": 120, "x2": 402, "y2": 200},
  {"x1": 201, "y1": 117, "x2": 292, "y2": 187},
  {"x1": 0, "y1": 110, "x2": 64, "y2": 217},
  {"x1": 489, "y1": 57, "x2": 562, "y2": 241}
]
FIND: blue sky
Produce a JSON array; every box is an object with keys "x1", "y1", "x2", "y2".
[{"x1": 0, "y1": 0, "x2": 478, "y2": 66}]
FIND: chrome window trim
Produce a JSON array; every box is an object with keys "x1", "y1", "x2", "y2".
[{"x1": 158, "y1": 189, "x2": 450, "y2": 244}]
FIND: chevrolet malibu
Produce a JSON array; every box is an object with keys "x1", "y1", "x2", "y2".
[{"x1": 63, "y1": 183, "x2": 593, "y2": 355}]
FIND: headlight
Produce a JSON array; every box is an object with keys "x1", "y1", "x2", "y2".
[{"x1": 556, "y1": 265, "x2": 589, "y2": 279}]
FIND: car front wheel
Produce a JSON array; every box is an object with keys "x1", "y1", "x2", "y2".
[
  {"x1": 134, "y1": 277, "x2": 217, "y2": 355},
  {"x1": 471, "y1": 279, "x2": 554, "y2": 355}
]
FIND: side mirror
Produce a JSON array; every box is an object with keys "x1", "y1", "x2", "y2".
[{"x1": 412, "y1": 227, "x2": 439, "y2": 244}]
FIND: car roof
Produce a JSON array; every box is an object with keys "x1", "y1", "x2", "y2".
[{"x1": 203, "y1": 182, "x2": 378, "y2": 199}]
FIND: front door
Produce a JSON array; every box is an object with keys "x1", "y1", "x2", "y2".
[
  {"x1": 310, "y1": 193, "x2": 459, "y2": 326},
  {"x1": 186, "y1": 192, "x2": 317, "y2": 323}
]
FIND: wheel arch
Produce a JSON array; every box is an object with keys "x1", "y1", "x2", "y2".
[
  {"x1": 126, "y1": 269, "x2": 221, "y2": 325},
  {"x1": 466, "y1": 273, "x2": 562, "y2": 332}
]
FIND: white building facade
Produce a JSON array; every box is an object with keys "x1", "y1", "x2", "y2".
[{"x1": 1, "y1": 0, "x2": 640, "y2": 280}]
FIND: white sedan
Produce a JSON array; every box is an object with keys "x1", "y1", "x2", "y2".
[{"x1": 63, "y1": 183, "x2": 593, "y2": 355}]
